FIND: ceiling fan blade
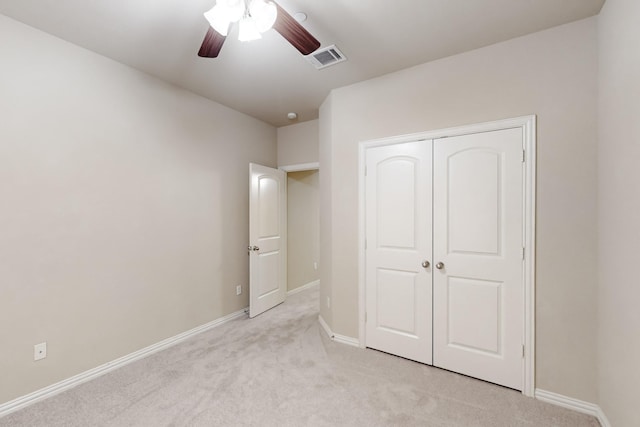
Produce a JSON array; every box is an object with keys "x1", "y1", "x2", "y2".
[
  {"x1": 272, "y1": 2, "x2": 321, "y2": 55},
  {"x1": 198, "y1": 27, "x2": 226, "y2": 58}
]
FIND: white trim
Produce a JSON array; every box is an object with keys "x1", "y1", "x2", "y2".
[
  {"x1": 522, "y1": 116, "x2": 536, "y2": 397},
  {"x1": 359, "y1": 115, "x2": 534, "y2": 149},
  {"x1": 317, "y1": 315, "x2": 360, "y2": 347},
  {"x1": 358, "y1": 115, "x2": 537, "y2": 396},
  {"x1": 279, "y1": 162, "x2": 319, "y2": 172},
  {"x1": 318, "y1": 315, "x2": 334, "y2": 339},
  {"x1": 0, "y1": 307, "x2": 248, "y2": 419},
  {"x1": 287, "y1": 280, "x2": 319, "y2": 296},
  {"x1": 535, "y1": 389, "x2": 610, "y2": 427},
  {"x1": 596, "y1": 407, "x2": 613, "y2": 427},
  {"x1": 333, "y1": 334, "x2": 361, "y2": 347},
  {"x1": 358, "y1": 140, "x2": 367, "y2": 349}
]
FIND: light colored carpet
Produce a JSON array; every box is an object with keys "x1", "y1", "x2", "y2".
[{"x1": 1, "y1": 286, "x2": 598, "y2": 426}]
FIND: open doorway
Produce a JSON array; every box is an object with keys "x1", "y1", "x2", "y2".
[{"x1": 283, "y1": 167, "x2": 319, "y2": 294}]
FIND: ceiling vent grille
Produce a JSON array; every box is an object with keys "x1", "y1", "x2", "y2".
[{"x1": 305, "y1": 45, "x2": 347, "y2": 70}]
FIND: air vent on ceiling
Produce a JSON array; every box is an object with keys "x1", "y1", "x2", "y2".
[{"x1": 305, "y1": 45, "x2": 347, "y2": 70}]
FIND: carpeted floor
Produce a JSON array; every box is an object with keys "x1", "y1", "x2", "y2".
[{"x1": 0, "y1": 286, "x2": 598, "y2": 426}]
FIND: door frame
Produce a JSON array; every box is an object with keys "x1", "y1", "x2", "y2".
[
  {"x1": 357, "y1": 115, "x2": 536, "y2": 396},
  {"x1": 280, "y1": 162, "x2": 319, "y2": 173}
]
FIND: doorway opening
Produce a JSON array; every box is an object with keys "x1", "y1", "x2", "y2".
[{"x1": 284, "y1": 167, "x2": 320, "y2": 295}]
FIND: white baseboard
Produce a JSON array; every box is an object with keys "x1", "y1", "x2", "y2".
[
  {"x1": 317, "y1": 315, "x2": 360, "y2": 347},
  {"x1": 287, "y1": 280, "x2": 319, "y2": 296},
  {"x1": 318, "y1": 314, "x2": 333, "y2": 339},
  {"x1": 333, "y1": 334, "x2": 360, "y2": 347},
  {"x1": 0, "y1": 307, "x2": 248, "y2": 419},
  {"x1": 535, "y1": 389, "x2": 610, "y2": 427}
]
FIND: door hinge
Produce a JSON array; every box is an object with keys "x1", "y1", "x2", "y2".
[
  {"x1": 364, "y1": 165, "x2": 367, "y2": 176},
  {"x1": 522, "y1": 345, "x2": 525, "y2": 358},
  {"x1": 522, "y1": 247, "x2": 525, "y2": 260},
  {"x1": 522, "y1": 150, "x2": 526, "y2": 162}
]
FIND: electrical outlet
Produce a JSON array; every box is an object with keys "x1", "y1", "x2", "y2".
[
  {"x1": 236, "y1": 285, "x2": 242, "y2": 295},
  {"x1": 313, "y1": 262, "x2": 318, "y2": 270},
  {"x1": 326, "y1": 297, "x2": 330, "y2": 309},
  {"x1": 34, "y1": 342, "x2": 47, "y2": 361}
]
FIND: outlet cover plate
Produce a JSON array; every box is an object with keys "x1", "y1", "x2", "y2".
[{"x1": 34, "y1": 342, "x2": 47, "y2": 361}]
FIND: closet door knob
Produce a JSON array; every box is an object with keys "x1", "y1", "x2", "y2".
[
  {"x1": 435, "y1": 262, "x2": 445, "y2": 270},
  {"x1": 421, "y1": 260, "x2": 430, "y2": 268}
]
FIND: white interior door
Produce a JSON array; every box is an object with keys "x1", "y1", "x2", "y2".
[
  {"x1": 432, "y1": 128, "x2": 524, "y2": 390},
  {"x1": 365, "y1": 141, "x2": 433, "y2": 364},
  {"x1": 249, "y1": 163, "x2": 286, "y2": 318}
]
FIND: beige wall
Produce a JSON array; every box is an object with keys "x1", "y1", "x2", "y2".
[
  {"x1": 287, "y1": 171, "x2": 320, "y2": 291},
  {"x1": 0, "y1": 15, "x2": 276, "y2": 404},
  {"x1": 318, "y1": 95, "x2": 334, "y2": 326},
  {"x1": 319, "y1": 18, "x2": 599, "y2": 402},
  {"x1": 597, "y1": 0, "x2": 640, "y2": 425},
  {"x1": 277, "y1": 120, "x2": 319, "y2": 167}
]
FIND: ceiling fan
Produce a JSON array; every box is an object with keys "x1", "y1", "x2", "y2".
[{"x1": 198, "y1": 0, "x2": 321, "y2": 58}]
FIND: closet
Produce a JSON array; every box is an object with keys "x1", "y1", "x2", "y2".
[{"x1": 364, "y1": 125, "x2": 527, "y2": 391}]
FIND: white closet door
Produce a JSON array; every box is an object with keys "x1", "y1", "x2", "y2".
[
  {"x1": 365, "y1": 140, "x2": 432, "y2": 364},
  {"x1": 432, "y1": 128, "x2": 524, "y2": 390}
]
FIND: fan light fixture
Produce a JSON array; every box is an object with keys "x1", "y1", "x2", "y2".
[{"x1": 204, "y1": 0, "x2": 277, "y2": 41}]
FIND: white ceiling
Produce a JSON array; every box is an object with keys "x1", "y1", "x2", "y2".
[{"x1": 0, "y1": 0, "x2": 604, "y2": 127}]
